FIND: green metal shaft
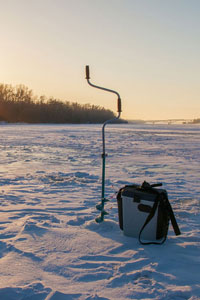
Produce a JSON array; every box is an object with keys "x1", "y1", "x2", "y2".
[{"x1": 101, "y1": 154, "x2": 106, "y2": 205}]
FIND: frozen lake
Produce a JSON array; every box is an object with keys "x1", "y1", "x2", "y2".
[{"x1": 0, "y1": 123, "x2": 199, "y2": 299}]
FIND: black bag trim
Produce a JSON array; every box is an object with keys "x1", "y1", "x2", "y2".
[{"x1": 117, "y1": 187, "x2": 124, "y2": 230}]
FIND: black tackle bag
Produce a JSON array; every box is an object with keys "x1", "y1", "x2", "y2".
[{"x1": 117, "y1": 181, "x2": 181, "y2": 245}]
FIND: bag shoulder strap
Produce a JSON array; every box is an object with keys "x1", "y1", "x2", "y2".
[
  {"x1": 138, "y1": 182, "x2": 180, "y2": 245},
  {"x1": 139, "y1": 193, "x2": 167, "y2": 245},
  {"x1": 163, "y1": 198, "x2": 181, "y2": 236}
]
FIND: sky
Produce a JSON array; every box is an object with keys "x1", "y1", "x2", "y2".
[{"x1": 0, "y1": 0, "x2": 199, "y2": 120}]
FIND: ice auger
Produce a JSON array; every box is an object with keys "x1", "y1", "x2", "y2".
[{"x1": 85, "y1": 65, "x2": 122, "y2": 222}]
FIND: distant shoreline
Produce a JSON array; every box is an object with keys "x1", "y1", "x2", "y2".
[{"x1": 1, "y1": 120, "x2": 199, "y2": 126}]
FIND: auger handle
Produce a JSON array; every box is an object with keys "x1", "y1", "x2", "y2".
[
  {"x1": 118, "y1": 97, "x2": 122, "y2": 113},
  {"x1": 85, "y1": 65, "x2": 122, "y2": 114},
  {"x1": 86, "y1": 65, "x2": 90, "y2": 80}
]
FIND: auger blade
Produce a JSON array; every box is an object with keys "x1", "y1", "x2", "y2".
[
  {"x1": 95, "y1": 210, "x2": 109, "y2": 223},
  {"x1": 96, "y1": 203, "x2": 104, "y2": 211},
  {"x1": 95, "y1": 216, "x2": 104, "y2": 223},
  {"x1": 102, "y1": 198, "x2": 109, "y2": 203}
]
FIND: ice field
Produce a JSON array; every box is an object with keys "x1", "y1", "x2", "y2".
[{"x1": 0, "y1": 123, "x2": 199, "y2": 299}]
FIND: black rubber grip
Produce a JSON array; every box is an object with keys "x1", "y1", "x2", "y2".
[
  {"x1": 118, "y1": 97, "x2": 122, "y2": 113},
  {"x1": 86, "y1": 65, "x2": 90, "y2": 79}
]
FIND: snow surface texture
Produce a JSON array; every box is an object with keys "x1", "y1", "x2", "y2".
[{"x1": 0, "y1": 123, "x2": 199, "y2": 300}]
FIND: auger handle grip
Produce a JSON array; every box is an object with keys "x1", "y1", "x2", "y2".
[
  {"x1": 86, "y1": 65, "x2": 90, "y2": 79},
  {"x1": 118, "y1": 97, "x2": 122, "y2": 113}
]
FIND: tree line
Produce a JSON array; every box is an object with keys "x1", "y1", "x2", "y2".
[
  {"x1": 191, "y1": 118, "x2": 200, "y2": 124},
  {"x1": 0, "y1": 84, "x2": 115, "y2": 123}
]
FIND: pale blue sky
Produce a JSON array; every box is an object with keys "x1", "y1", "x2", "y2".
[{"x1": 0, "y1": 0, "x2": 199, "y2": 120}]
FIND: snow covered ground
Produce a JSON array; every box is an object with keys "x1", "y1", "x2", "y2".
[{"x1": 0, "y1": 123, "x2": 199, "y2": 300}]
